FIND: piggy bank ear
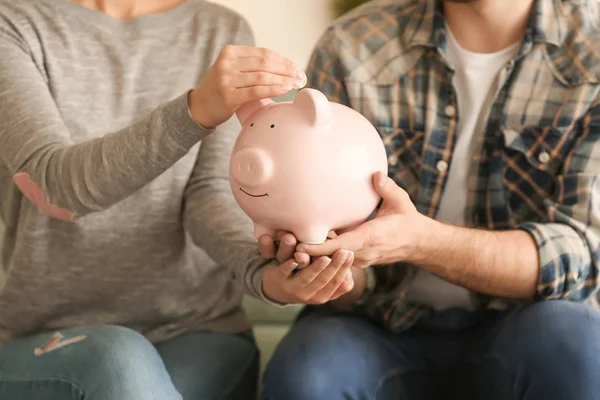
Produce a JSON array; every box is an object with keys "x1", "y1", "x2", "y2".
[
  {"x1": 236, "y1": 98, "x2": 274, "y2": 126},
  {"x1": 293, "y1": 88, "x2": 333, "y2": 129}
]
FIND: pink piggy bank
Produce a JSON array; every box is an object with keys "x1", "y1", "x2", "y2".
[{"x1": 230, "y1": 88, "x2": 388, "y2": 244}]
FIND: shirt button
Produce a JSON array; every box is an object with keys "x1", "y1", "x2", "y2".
[
  {"x1": 445, "y1": 105, "x2": 456, "y2": 118},
  {"x1": 538, "y1": 151, "x2": 550, "y2": 164},
  {"x1": 436, "y1": 160, "x2": 448, "y2": 172},
  {"x1": 388, "y1": 154, "x2": 399, "y2": 166}
]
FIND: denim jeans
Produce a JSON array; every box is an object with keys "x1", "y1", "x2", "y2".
[
  {"x1": 262, "y1": 301, "x2": 600, "y2": 400},
  {"x1": 0, "y1": 325, "x2": 259, "y2": 400}
]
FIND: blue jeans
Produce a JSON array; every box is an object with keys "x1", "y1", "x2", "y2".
[
  {"x1": 262, "y1": 301, "x2": 600, "y2": 400},
  {"x1": 0, "y1": 325, "x2": 259, "y2": 399}
]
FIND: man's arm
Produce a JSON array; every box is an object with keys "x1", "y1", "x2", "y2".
[
  {"x1": 516, "y1": 102, "x2": 600, "y2": 301},
  {"x1": 406, "y1": 99, "x2": 600, "y2": 302},
  {"x1": 302, "y1": 113, "x2": 600, "y2": 303},
  {"x1": 410, "y1": 220, "x2": 539, "y2": 300},
  {"x1": 302, "y1": 104, "x2": 600, "y2": 302}
]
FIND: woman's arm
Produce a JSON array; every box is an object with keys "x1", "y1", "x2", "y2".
[
  {"x1": 0, "y1": 26, "x2": 212, "y2": 221},
  {"x1": 0, "y1": 18, "x2": 303, "y2": 221}
]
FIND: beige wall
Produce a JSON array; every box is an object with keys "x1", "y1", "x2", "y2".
[{"x1": 209, "y1": 0, "x2": 335, "y2": 68}]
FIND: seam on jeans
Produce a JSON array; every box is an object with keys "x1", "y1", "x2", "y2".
[
  {"x1": 373, "y1": 367, "x2": 429, "y2": 400},
  {"x1": 222, "y1": 345, "x2": 260, "y2": 398},
  {"x1": 0, "y1": 377, "x2": 86, "y2": 399},
  {"x1": 461, "y1": 355, "x2": 518, "y2": 400}
]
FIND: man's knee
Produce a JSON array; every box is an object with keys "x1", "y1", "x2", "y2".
[
  {"x1": 498, "y1": 301, "x2": 600, "y2": 386},
  {"x1": 513, "y1": 301, "x2": 600, "y2": 349},
  {"x1": 262, "y1": 315, "x2": 371, "y2": 400}
]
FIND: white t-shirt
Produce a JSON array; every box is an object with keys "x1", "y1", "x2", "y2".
[{"x1": 404, "y1": 27, "x2": 519, "y2": 311}]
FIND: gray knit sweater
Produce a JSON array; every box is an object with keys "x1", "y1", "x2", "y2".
[{"x1": 0, "y1": 0, "x2": 271, "y2": 347}]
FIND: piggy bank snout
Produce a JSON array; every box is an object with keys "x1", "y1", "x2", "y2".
[{"x1": 231, "y1": 148, "x2": 274, "y2": 188}]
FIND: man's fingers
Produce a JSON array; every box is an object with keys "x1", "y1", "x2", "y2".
[
  {"x1": 258, "y1": 234, "x2": 277, "y2": 259},
  {"x1": 297, "y1": 230, "x2": 366, "y2": 257},
  {"x1": 276, "y1": 233, "x2": 297, "y2": 263},
  {"x1": 372, "y1": 171, "x2": 413, "y2": 212}
]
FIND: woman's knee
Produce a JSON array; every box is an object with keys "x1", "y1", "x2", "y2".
[
  {"x1": 49, "y1": 325, "x2": 180, "y2": 399},
  {"x1": 71, "y1": 325, "x2": 162, "y2": 367}
]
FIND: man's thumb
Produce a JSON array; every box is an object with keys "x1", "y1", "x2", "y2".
[{"x1": 372, "y1": 171, "x2": 403, "y2": 200}]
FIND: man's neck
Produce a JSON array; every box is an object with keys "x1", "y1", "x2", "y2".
[
  {"x1": 72, "y1": 0, "x2": 185, "y2": 19},
  {"x1": 443, "y1": 0, "x2": 535, "y2": 53}
]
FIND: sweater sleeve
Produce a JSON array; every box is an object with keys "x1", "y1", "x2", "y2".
[
  {"x1": 182, "y1": 116, "x2": 278, "y2": 301},
  {"x1": 0, "y1": 25, "x2": 211, "y2": 221},
  {"x1": 182, "y1": 16, "x2": 286, "y2": 303}
]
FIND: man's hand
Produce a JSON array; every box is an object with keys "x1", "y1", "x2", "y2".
[
  {"x1": 189, "y1": 45, "x2": 306, "y2": 129},
  {"x1": 259, "y1": 231, "x2": 355, "y2": 305},
  {"x1": 298, "y1": 172, "x2": 540, "y2": 300},
  {"x1": 297, "y1": 171, "x2": 428, "y2": 268}
]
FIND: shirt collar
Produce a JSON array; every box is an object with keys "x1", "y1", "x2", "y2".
[{"x1": 402, "y1": 0, "x2": 566, "y2": 52}]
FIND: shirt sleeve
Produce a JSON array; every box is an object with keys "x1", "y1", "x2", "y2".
[
  {"x1": 182, "y1": 115, "x2": 283, "y2": 303},
  {"x1": 0, "y1": 25, "x2": 211, "y2": 222},
  {"x1": 519, "y1": 99, "x2": 600, "y2": 302},
  {"x1": 305, "y1": 27, "x2": 351, "y2": 105}
]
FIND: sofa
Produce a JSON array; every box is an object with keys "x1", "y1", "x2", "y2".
[{"x1": 243, "y1": 296, "x2": 302, "y2": 374}]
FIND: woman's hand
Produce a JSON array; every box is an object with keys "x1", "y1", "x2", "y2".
[
  {"x1": 258, "y1": 231, "x2": 355, "y2": 305},
  {"x1": 189, "y1": 45, "x2": 306, "y2": 128},
  {"x1": 261, "y1": 248, "x2": 355, "y2": 305}
]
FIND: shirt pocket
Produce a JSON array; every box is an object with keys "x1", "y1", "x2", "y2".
[
  {"x1": 499, "y1": 125, "x2": 578, "y2": 222},
  {"x1": 376, "y1": 125, "x2": 424, "y2": 201}
]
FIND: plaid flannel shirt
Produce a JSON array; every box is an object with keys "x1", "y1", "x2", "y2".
[{"x1": 305, "y1": 0, "x2": 600, "y2": 332}]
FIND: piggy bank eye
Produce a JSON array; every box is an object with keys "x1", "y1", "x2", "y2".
[
  {"x1": 270, "y1": 124, "x2": 275, "y2": 128},
  {"x1": 250, "y1": 123, "x2": 254, "y2": 127}
]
